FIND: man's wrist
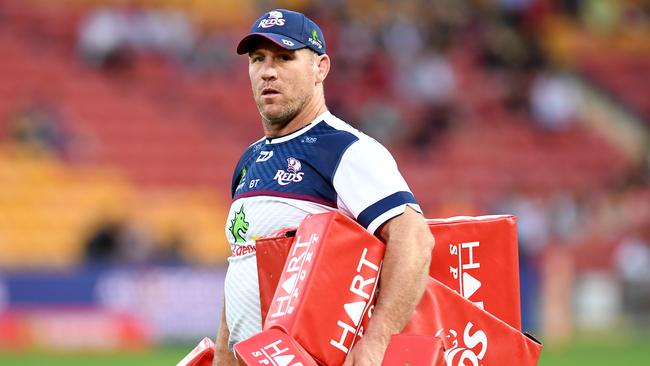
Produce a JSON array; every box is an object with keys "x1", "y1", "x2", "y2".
[
  {"x1": 362, "y1": 320, "x2": 393, "y2": 349},
  {"x1": 214, "y1": 348, "x2": 237, "y2": 364}
]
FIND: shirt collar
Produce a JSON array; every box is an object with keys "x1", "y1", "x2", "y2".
[{"x1": 265, "y1": 111, "x2": 331, "y2": 144}]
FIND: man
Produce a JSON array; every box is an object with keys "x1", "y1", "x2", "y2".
[{"x1": 215, "y1": 9, "x2": 434, "y2": 365}]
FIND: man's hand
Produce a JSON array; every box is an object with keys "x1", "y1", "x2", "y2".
[
  {"x1": 214, "y1": 298, "x2": 237, "y2": 366},
  {"x1": 342, "y1": 334, "x2": 388, "y2": 366},
  {"x1": 214, "y1": 350, "x2": 237, "y2": 366}
]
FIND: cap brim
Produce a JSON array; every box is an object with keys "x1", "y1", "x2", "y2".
[{"x1": 236, "y1": 33, "x2": 307, "y2": 54}]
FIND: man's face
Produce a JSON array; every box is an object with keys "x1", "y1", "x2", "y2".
[{"x1": 248, "y1": 39, "x2": 319, "y2": 126}]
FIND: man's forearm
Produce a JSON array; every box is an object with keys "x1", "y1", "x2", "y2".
[{"x1": 364, "y1": 207, "x2": 434, "y2": 346}]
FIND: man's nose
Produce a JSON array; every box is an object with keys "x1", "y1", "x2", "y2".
[{"x1": 261, "y1": 60, "x2": 278, "y2": 81}]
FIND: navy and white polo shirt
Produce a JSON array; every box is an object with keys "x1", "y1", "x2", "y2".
[{"x1": 223, "y1": 111, "x2": 420, "y2": 349}]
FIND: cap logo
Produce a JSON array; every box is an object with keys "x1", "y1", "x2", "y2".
[
  {"x1": 259, "y1": 11, "x2": 286, "y2": 28},
  {"x1": 282, "y1": 39, "x2": 295, "y2": 46},
  {"x1": 308, "y1": 28, "x2": 323, "y2": 49}
]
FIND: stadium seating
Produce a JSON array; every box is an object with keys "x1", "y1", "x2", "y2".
[
  {"x1": 582, "y1": 55, "x2": 650, "y2": 121},
  {"x1": 0, "y1": 1, "x2": 637, "y2": 268},
  {"x1": 0, "y1": 145, "x2": 230, "y2": 268}
]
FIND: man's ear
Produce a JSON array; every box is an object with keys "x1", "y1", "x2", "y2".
[{"x1": 315, "y1": 54, "x2": 330, "y2": 84}]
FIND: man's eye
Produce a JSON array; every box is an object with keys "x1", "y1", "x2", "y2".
[
  {"x1": 251, "y1": 56, "x2": 263, "y2": 63},
  {"x1": 279, "y1": 54, "x2": 292, "y2": 61}
]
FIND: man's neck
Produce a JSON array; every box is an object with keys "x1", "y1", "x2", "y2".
[{"x1": 263, "y1": 97, "x2": 327, "y2": 138}]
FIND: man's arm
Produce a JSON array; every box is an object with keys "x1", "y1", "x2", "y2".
[
  {"x1": 343, "y1": 206, "x2": 435, "y2": 366},
  {"x1": 214, "y1": 298, "x2": 237, "y2": 365}
]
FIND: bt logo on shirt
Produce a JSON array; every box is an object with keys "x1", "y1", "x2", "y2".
[{"x1": 274, "y1": 157, "x2": 304, "y2": 186}]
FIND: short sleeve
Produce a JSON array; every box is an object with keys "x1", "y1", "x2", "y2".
[{"x1": 333, "y1": 138, "x2": 421, "y2": 234}]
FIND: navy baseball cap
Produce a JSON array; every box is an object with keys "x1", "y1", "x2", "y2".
[{"x1": 237, "y1": 9, "x2": 326, "y2": 55}]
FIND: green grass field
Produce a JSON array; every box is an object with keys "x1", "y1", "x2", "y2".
[
  {"x1": 538, "y1": 336, "x2": 650, "y2": 365},
  {"x1": 1, "y1": 336, "x2": 649, "y2": 365},
  {"x1": 0, "y1": 345, "x2": 191, "y2": 366}
]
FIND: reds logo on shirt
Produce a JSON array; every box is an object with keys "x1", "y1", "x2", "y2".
[
  {"x1": 287, "y1": 157, "x2": 301, "y2": 173},
  {"x1": 274, "y1": 157, "x2": 304, "y2": 186},
  {"x1": 259, "y1": 11, "x2": 286, "y2": 28}
]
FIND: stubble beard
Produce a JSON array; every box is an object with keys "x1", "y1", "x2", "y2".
[{"x1": 257, "y1": 92, "x2": 310, "y2": 130}]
